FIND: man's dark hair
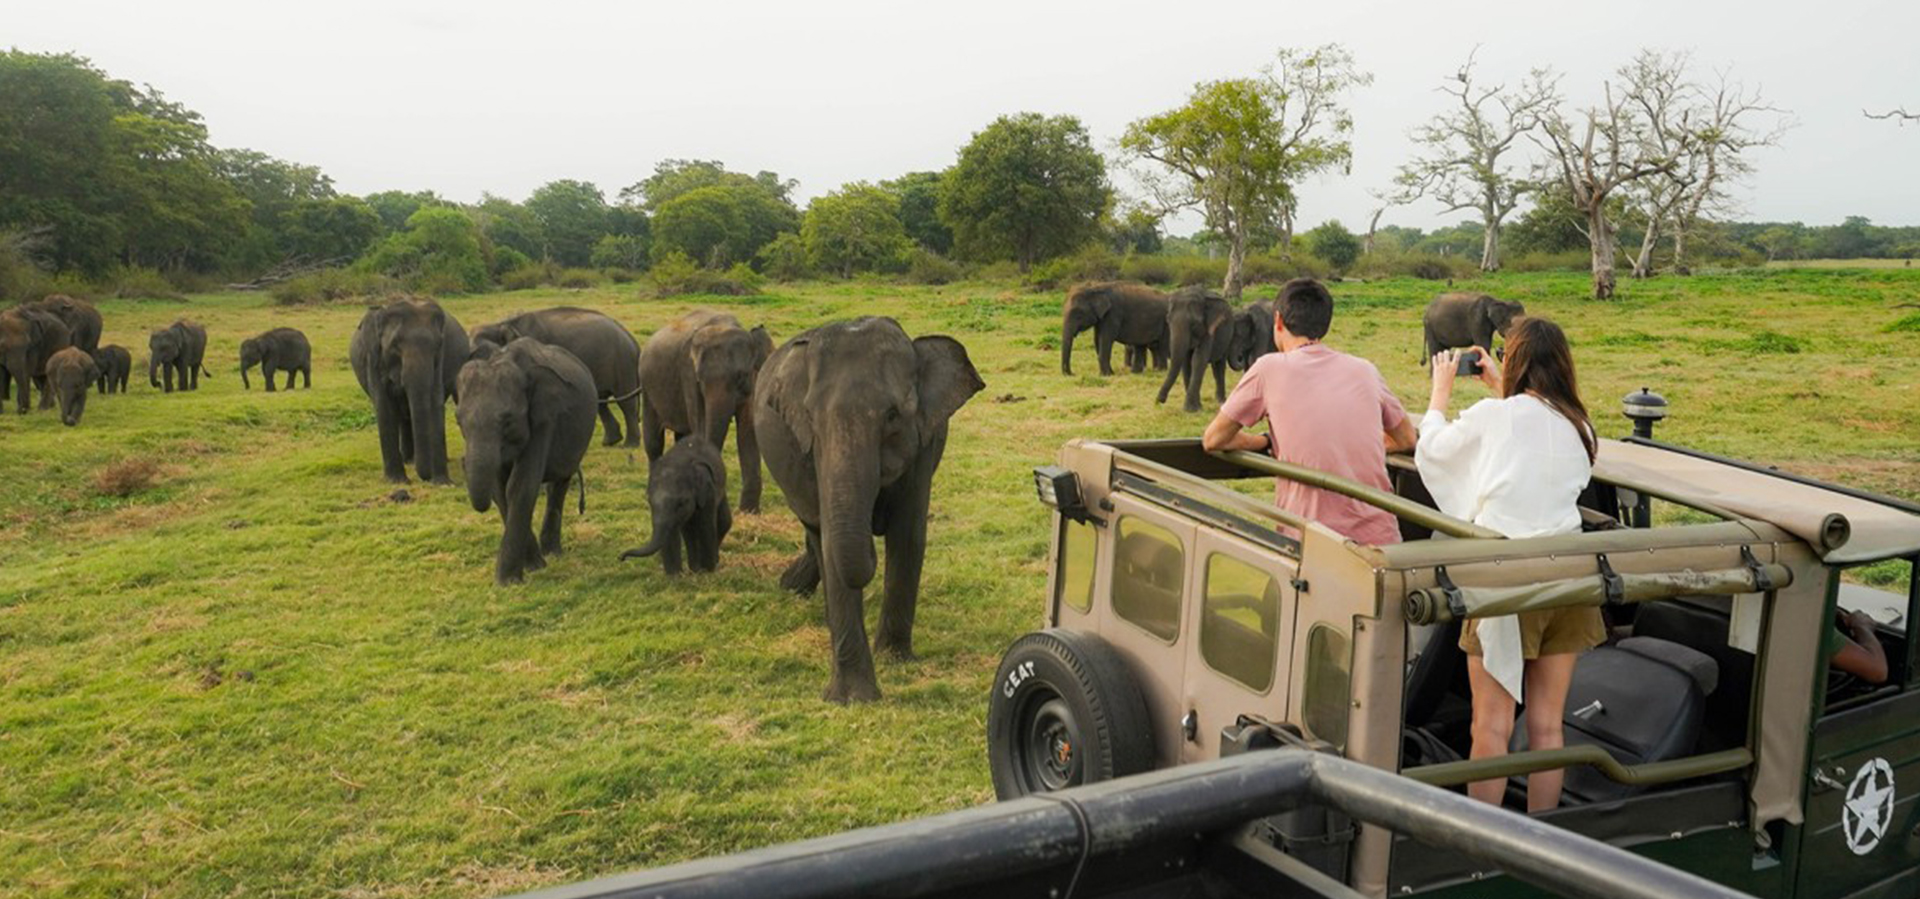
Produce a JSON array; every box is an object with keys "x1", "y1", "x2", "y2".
[{"x1": 1276, "y1": 278, "x2": 1333, "y2": 340}]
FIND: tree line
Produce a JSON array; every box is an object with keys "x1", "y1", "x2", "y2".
[{"x1": 0, "y1": 47, "x2": 1908, "y2": 305}]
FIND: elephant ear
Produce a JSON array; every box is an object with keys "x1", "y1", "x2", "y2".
[
  {"x1": 749, "y1": 325, "x2": 774, "y2": 371},
  {"x1": 770, "y1": 339, "x2": 815, "y2": 455},
  {"x1": 912, "y1": 335, "x2": 985, "y2": 446}
]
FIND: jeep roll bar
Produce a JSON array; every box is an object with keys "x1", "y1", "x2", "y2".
[
  {"x1": 506, "y1": 750, "x2": 1755, "y2": 899},
  {"x1": 1405, "y1": 745, "x2": 1755, "y2": 790},
  {"x1": 1404, "y1": 560, "x2": 1794, "y2": 625}
]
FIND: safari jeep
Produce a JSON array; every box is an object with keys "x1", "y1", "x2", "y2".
[{"x1": 991, "y1": 413, "x2": 1920, "y2": 899}]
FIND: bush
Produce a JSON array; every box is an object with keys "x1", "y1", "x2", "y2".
[
  {"x1": 1171, "y1": 256, "x2": 1226, "y2": 287},
  {"x1": 490, "y1": 245, "x2": 533, "y2": 278},
  {"x1": 1358, "y1": 251, "x2": 1477, "y2": 281},
  {"x1": 556, "y1": 267, "x2": 601, "y2": 289},
  {"x1": 650, "y1": 252, "x2": 762, "y2": 297},
  {"x1": 1243, "y1": 251, "x2": 1328, "y2": 285},
  {"x1": 499, "y1": 263, "x2": 554, "y2": 291},
  {"x1": 756, "y1": 233, "x2": 809, "y2": 281},
  {"x1": 904, "y1": 248, "x2": 963, "y2": 285},
  {"x1": 271, "y1": 268, "x2": 400, "y2": 305},
  {"x1": 1026, "y1": 245, "x2": 1119, "y2": 290},
  {"x1": 605, "y1": 268, "x2": 640, "y2": 284},
  {"x1": 590, "y1": 234, "x2": 650, "y2": 271},
  {"x1": 92, "y1": 458, "x2": 162, "y2": 497},
  {"x1": 973, "y1": 260, "x2": 1022, "y2": 283},
  {"x1": 1119, "y1": 254, "x2": 1175, "y2": 285},
  {"x1": 101, "y1": 266, "x2": 184, "y2": 300},
  {"x1": 1504, "y1": 250, "x2": 1590, "y2": 273}
]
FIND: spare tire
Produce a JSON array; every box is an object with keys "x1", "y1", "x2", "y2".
[{"x1": 987, "y1": 629, "x2": 1154, "y2": 800}]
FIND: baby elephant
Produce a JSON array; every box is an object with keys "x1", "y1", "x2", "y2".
[
  {"x1": 620, "y1": 436, "x2": 732, "y2": 576},
  {"x1": 93, "y1": 345, "x2": 132, "y2": 394},
  {"x1": 45, "y1": 347, "x2": 100, "y2": 426},
  {"x1": 1422, "y1": 293, "x2": 1525, "y2": 363},
  {"x1": 456, "y1": 338, "x2": 599, "y2": 585},
  {"x1": 240, "y1": 328, "x2": 312, "y2": 391}
]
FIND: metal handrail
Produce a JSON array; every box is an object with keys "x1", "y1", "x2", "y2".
[
  {"x1": 1214, "y1": 449, "x2": 1506, "y2": 541},
  {"x1": 1403, "y1": 746, "x2": 1753, "y2": 789}
]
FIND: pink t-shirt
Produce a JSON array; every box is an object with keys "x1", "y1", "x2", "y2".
[{"x1": 1219, "y1": 345, "x2": 1409, "y2": 546}]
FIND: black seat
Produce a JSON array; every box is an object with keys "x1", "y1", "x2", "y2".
[
  {"x1": 1629, "y1": 596, "x2": 1753, "y2": 751},
  {"x1": 1115, "y1": 532, "x2": 1183, "y2": 638},
  {"x1": 1403, "y1": 620, "x2": 1461, "y2": 729},
  {"x1": 1514, "y1": 636, "x2": 1718, "y2": 804}
]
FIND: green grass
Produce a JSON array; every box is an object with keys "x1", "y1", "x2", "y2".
[
  {"x1": 1766, "y1": 258, "x2": 1918, "y2": 269},
  {"x1": 2, "y1": 270, "x2": 1918, "y2": 897}
]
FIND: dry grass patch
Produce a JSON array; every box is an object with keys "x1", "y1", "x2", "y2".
[{"x1": 91, "y1": 457, "x2": 163, "y2": 497}]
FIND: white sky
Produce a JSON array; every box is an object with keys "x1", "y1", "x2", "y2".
[{"x1": 13, "y1": 0, "x2": 1919, "y2": 233}]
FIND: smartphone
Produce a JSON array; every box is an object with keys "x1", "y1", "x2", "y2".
[{"x1": 1455, "y1": 349, "x2": 1483, "y2": 376}]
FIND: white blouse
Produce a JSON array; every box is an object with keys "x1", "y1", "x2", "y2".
[{"x1": 1416, "y1": 393, "x2": 1593, "y2": 702}]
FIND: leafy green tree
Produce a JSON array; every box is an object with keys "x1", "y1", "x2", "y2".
[
  {"x1": 526, "y1": 179, "x2": 611, "y2": 266},
  {"x1": 882, "y1": 171, "x2": 953, "y2": 254},
  {"x1": 470, "y1": 193, "x2": 543, "y2": 260},
  {"x1": 622, "y1": 159, "x2": 796, "y2": 211},
  {"x1": 364, "y1": 190, "x2": 446, "y2": 232},
  {"x1": 590, "y1": 234, "x2": 649, "y2": 270},
  {"x1": 802, "y1": 183, "x2": 910, "y2": 277},
  {"x1": 1302, "y1": 220, "x2": 1361, "y2": 271},
  {"x1": 756, "y1": 232, "x2": 809, "y2": 281},
  {"x1": 1107, "y1": 206, "x2": 1164, "y2": 255},
  {"x1": 362, "y1": 206, "x2": 489, "y2": 292},
  {"x1": 939, "y1": 112, "x2": 1110, "y2": 270},
  {"x1": 651, "y1": 183, "x2": 798, "y2": 268},
  {"x1": 216, "y1": 149, "x2": 335, "y2": 229},
  {"x1": 1122, "y1": 44, "x2": 1370, "y2": 298},
  {"x1": 103, "y1": 104, "x2": 250, "y2": 272},
  {"x1": 278, "y1": 196, "x2": 382, "y2": 262}
]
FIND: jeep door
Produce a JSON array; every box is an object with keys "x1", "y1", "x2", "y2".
[
  {"x1": 1179, "y1": 529, "x2": 1300, "y2": 761},
  {"x1": 1101, "y1": 494, "x2": 1197, "y2": 769}
]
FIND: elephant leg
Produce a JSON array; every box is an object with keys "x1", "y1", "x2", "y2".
[
  {"x1": 690, "y1": 501, "x2": 720, "y2": 572},
  {"x1": 659, "y1": 523, "x2": 685, "y2": 576},
  {"x1": 735, "y1": 401, "x2": 762, "y2": 514},
  {"x1": 821, "y1": 573, "x2": 882, "y2": 704},
  {"x1": 538, "y1": 476, "x2": 569, "y2": 556},
  {"x1": 620, "y1": 395, "x2": 640, "y2": 449},
  {"x1": 1155, "y1": 351, "x2": 1183, "y2": 405},
  {"x1": 596, "y1": 401, "x2": 621, "y2": 446},
  {"x1": 1128, "y1": 344, "x2": 1147, "y2": 373},
  {"x1": 189, "y1": 363, "x2": 199, "y2": 391},
  {"x1": 1211, "y1": 358, "x2": 1227, "y2": 404},
  {"x1": 264, "y1": 363, "x2": 278, "y2": 392},
  {"x1": 1094, "y1": 327, "x2": 1116, "y2": 376},
  {"x1": 875, "y1": 465, "x2": 934, "y2": 661},
  {"x1": 780, "y1": 527, "x2": 822, "y2": 594},
  {"x1": 35, "y1": 375, "x2": 53, "y2": 410},
  {"x1": 373, "y1": 393, "x2": 410, "y2": 483},
  {"x1": 641, "y1": 400, "x2": 666, "y2": 463},
  {"x1": 1182, "y1": 348, "x2": 1206, "y2": 413}
]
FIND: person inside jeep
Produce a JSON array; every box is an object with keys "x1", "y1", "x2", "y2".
[
  {"x1": 1201, "y1": 278, "x2": 1418, "y2": 545},
  {"x1": 1417, "y1": 317, "x2": 1602, "y2": 812},
  {"x1": 1831, "y1": 609, "x2": 1889, "y2": 684}
]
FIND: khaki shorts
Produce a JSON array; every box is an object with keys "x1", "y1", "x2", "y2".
[{"x1": 1460, "y1": 606, "x2": 1606, "y2": 658}]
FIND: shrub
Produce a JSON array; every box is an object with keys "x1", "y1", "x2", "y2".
[
  {"x1": 490, "y1": 245, "x2": 533, "y2": 278},
  {"x1": 1243, "y1": 251, "x2": 1329, "y2": 285},
  {"x1": 93, "y1": 458, "x2": 162, "y2": 497},
  {"x1": 499, "y1": 263, "x2": 554, "y2": 291},
  {"x1": 556, "y1": 267, "x2": 600, "y2": 289},
  {"x1": 1300, "y1": 221, "x2": 1362, "y2": 272},
  {"x1": 1119, "y1": 254, "x2": 1175, "y2": 285},
  {"x1": 272, "y1": 268, "x2": 400, "y2": 304},
  {"x1": 973, "y1": 260, "x2": 1023, "y2": 283},
  {"x1": 101, "y1": 266, "x2": 184, "y2": 300},
  {"x1": 1504, "y1": 250, "x2": 1590, "y2": 273},
  {"x1": 756, "y1": 233, "x2": 810, "y2": 281},
  {"x1": 650, "y1": 252, "x2": 762, "y2": 297},
  {"x1": 605, "y1": 268, "x2": 640, "y2": 284},
  {"x1": 590, "y1": 234, "x2": 650, "y2": 271},
  {"x1": 1026, "y1": 245, "x2": 1119, "y2": 290},
  {"x1": 904, "y1": 248, "x2": 962, "y2": 285},
  {"x1": 362, "y1": 207, "x2": 490, "y2": 293},
  {"x1": 1171, "y1": 256, "x2": 1226, "y2": 287}
]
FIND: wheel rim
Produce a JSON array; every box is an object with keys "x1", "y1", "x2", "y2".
[{"x1": 1017, "y1": 693, "x2": 1082, "y2": 793}]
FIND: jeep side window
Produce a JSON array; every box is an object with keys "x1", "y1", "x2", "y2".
[
  {"x1": 1201, "y1": 553, "x2": 1280, "y2": 693},
  {"x1": 1113, "y1": 516, "x2": 1184, "y2": 642},
  {"x1": 1057, "y1": 518, "x2": 1097, "y2": 614},
  {"x1": 1304, "y1": 624, "x2": 1352, "y2": 749}
]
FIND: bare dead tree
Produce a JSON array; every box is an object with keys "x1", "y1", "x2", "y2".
[
  {"x1": 1621, "y1": 51, "x2": 1700, "y2": 280},
  {"x1": 224, "y1": 255, "x2": 350, "y2": 291},
  {"x1": 1536, "y1": 59, "x2": 1681, "y2": 300},
  {"x1": 1668, "y1": 75, "x2": 1791, "y2": 273},
  {"x1": 1864, "y1": 107, "x2": 1918, "y2": 123},
  {"x1": 1390, "y1": 51, "x2": 1559, "y2": 272}
]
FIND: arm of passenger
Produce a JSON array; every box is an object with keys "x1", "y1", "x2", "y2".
[
  {"x1": 1834, "y1": 612, "x2": 1890, "y2": 684},
  {"x1": 1205, "y1": 365, "x2": 1267, "y2": 453},
  {"x1": 1384, "y1": 416, "x2": 1418, "y2": 454},
  {"x1": 1376, "y1": 367, "x2": 1415, "y2": 454},
  {"x1": 1202, "y1": 413, "x2": 1268, "y2": 453},
  {"x1": 1415, "y1": 400, "x2": 1492, "y2": 520}
]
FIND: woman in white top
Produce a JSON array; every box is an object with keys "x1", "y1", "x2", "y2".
[{"x1": 1417, "y1": 316, "x2": 1601, "y2": 813}]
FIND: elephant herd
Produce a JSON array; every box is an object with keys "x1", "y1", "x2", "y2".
[
  {"x1": 0, "y1": 295, "x2": 313, "y2": 427},
  {"x1": 350, "y1": 297, "x2": 986, "y2": 703},
  {"x1": 1060, "y1": 281, "x2": 1526, "y2": 410}
]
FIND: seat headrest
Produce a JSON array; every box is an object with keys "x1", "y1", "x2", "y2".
[{"x1": 1617, "y1": 636, "x2": 1719, "y2": 697}]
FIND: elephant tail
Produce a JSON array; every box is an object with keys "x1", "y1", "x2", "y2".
[
  {"x1": 576, "y1": 469, "x2": 586, "y2": 515},
  {"x1": 599, "y1": 384, "x2": 642, "y2": 404}
]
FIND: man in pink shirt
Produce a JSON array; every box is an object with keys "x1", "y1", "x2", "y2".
[{"x1": 1201, "y1": 278, "x2": 1416, "y2": 545}]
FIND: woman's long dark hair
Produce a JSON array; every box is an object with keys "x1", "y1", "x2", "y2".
[{"x1": 1500, "y1": 317, "x2": 1597, "y2": 463}]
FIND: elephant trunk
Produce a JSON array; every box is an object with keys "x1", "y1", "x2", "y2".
[
  {"x1": 465, "y1": 443, "x2": 501, "y2": 513},
  {"x1": 818, "y1": 434, "x2": 881, "y2": 591},
  {"x1": 700, "y1": 380, "x2": 738, "y2": 447},
  {"x1": 240, "y1": 360, "x2": 252, "y2": 390},
  {"x1": 148, "y1": 354, "x2": 160, "y2": 388},
  {"x1": 403, "y1": 348, "x2": 445, "y2": 480},
  {"x1": 621, "y1": 498, "x2": 689, "y2": 560}
]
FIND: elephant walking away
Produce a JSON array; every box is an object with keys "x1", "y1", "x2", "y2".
[
  {"x1": 619, "y1": 436, "x2": 732, "y2": 576},
  {"x1": 45, "y1": 347, "x2": 100, "y2": 426},
  {"x1": 1061, "y1": 281, "x2": 1169, "y2": 376},
  {"x1": 1422, "y1": 293, "x2": 1525, "y2": 362},
  {"x1": 471, "y1": 307, "x2": 641, "y2": 447},
  {"x1": 756, "y1": 316, "x2": 985, "y2": 702},
  {"x1": 93, "y1": 345, "x2": 132, "y2": 394},
  {"x1": 349, "y1": 298, "x2": 470, "y2": 484},
  {"x1": 148, "y1": 319, "x2": 210, "y2": 392},
  {"x1": 240, "y1": 328, "x2": 312, "y2": 391},
  {"x1": 0, "y1": 305, "x2": 72, "y2": 413},
  {"x1": 639, "y1": 310, "x2": 774, "y2": 513},
  {"x1": 23, "y1": 295, "x2": 103, "y2": 355},
  {"x1": 1156, "y1": 286, "x2": 1234, "y2": 413},
  {"x1": 456, "y1": 338, "x2": 598, "y2": 585}
]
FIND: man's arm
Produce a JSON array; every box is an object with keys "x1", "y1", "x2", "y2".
[
  {"x1": 1202, "y1": 412, "x2": 1268, "y2": 454},
  {"x1": 1834, "y1": 611, "x2": 1890, "y2": 684},
  {"x1": 1385, "y1": 416, "x2": 1418, "y2": 454}
]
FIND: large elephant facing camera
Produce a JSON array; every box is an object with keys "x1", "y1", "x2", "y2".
[
  {"x1": 756, "y1": 317, "x2": 985, "y2": 703},
  {"x1": 640, "y1": 310, "x2": 774, "y2": 513},
  {"x1": 471, "y1": 307, "x2": 641, "y2": 447},
  {"x1": 1156, "y1": 286, "x2": 1235, "y2": 413},
  {"x1": 148, "y1": 319, "x2": 209, "y2": 392},
  {"x1": 457, "y1": 337, "x2": 598, "y2": 585},
  {"x1": 1422, "y1": 293, "x2": 1526, "y2": 362},
  {"x1": 1061, "y1": 281, "x2": 1169, "y2": 376},
  {"x1": 349, "y1": 298, "x2": 470, "y2": 484},
  {"x1": 0, "y1": 305, "x2": 71, "y2": 412}
]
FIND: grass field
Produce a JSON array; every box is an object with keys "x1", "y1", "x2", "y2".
[
  {"x1": 2, "y1": 269, "x2": 1917, "y2": 897},
  {"x1": 1765, "y1": 257, "x2": 1918, "y2": 269}
]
